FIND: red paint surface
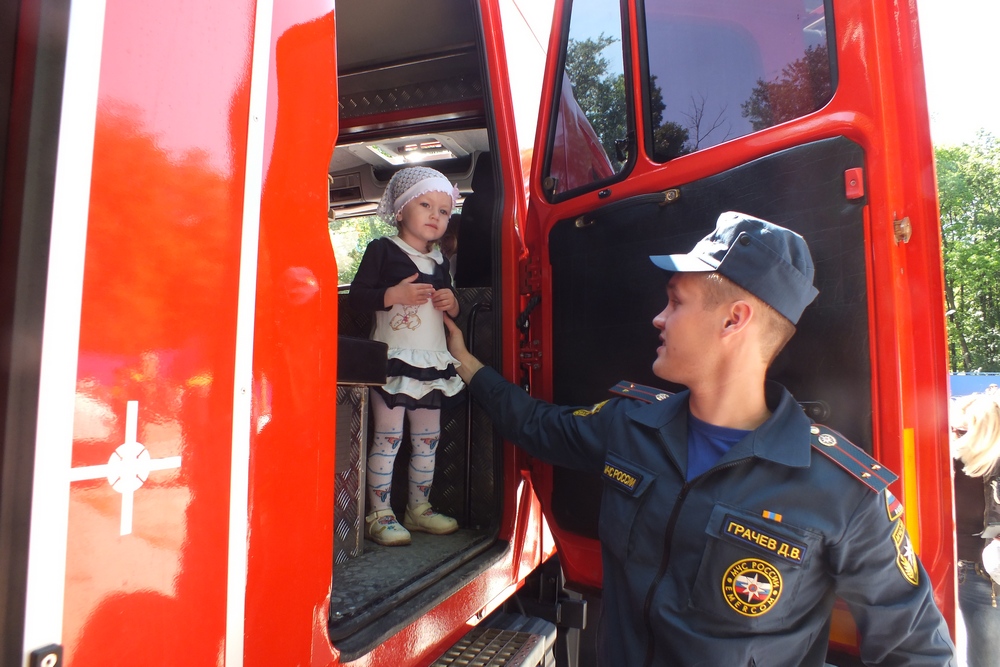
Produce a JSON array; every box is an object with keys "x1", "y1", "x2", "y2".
[
  {"x1": 243, "y1": 2, "x2": 340, "y2": 665},
  {"x1": 65, "y1": 0, "x2": 255, "y2": 663},
  {"x1": 57, "y1": 0, "x2": 556, "y2": 663}
]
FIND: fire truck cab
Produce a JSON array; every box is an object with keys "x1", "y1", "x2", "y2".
[{"x1": 1, "y1": 0, "x2": 954, "y2": 665}]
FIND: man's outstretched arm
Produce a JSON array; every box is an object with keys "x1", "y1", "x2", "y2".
[{"x1": 444, "y1": 315, "x2": 612, "y2": 473}]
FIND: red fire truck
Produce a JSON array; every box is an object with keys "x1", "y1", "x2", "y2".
[{"x1": 1, "y1": 0, "x2": 953, "y2": 665}]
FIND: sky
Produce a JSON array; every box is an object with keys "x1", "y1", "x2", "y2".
[{"x1": 915, "y1": 0, "x2": 1000, "y2": 146}]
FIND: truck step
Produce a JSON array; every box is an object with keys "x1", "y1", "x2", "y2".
[{"x1": 431, "y1": 614, "x2": 556, "y2": 667}]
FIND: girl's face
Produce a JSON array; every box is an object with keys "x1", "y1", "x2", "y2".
[{"x1": 396, "y1": 191, "x2": 452, "y2": 251}]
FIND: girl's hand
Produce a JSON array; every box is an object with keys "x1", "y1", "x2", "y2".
[
  {"x1": 431, "y1": 288, "x2": 457, "y2": 315},
  {"x1": 385, "y1": 273, "x2": 433, "y2": 307}
]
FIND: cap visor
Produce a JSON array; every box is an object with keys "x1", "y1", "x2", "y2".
[{"x1": 649, "y1": 253, "x2": 717, "y2": 273}]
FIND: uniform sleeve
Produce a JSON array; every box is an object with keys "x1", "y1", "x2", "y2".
[
  {"x1": 828, "y1": 490, "x2": 955, "y2": 666},
  {"x1": 468, "y1": 366, "x2": 618, "y2": 473},
  {"x1": 348, "y1": 239, "x2": 391, "y2": 313}
]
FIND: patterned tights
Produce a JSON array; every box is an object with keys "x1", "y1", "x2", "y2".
[{"x1": 367, "y1": 390, "x2": 441, "y2": 512}]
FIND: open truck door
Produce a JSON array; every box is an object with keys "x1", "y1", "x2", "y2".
[
  {"x1": 5, "y1": 1, "x2": 346, "y2": 665},
  {"x1": 517, "y1": 0, "x2": 955, "y2": 660},
  {"x1": 6, "y1": 0, "x2": 563, "y2": 665}
]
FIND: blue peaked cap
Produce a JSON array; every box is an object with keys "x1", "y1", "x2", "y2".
[{"x1": 649, "y1": 212, "x2": 819, "y2": 324}]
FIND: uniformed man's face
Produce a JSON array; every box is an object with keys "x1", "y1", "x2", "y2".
[{"x1": 651, "y1": 273, "x2": 724, "y2": 383}]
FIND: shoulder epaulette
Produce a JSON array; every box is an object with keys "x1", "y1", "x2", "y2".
[
  {"x1": 609, "y1": 380, "x2": 673, "y2": 403},
  {"x1": 809, "y1": 424, "x2": 898, "y2": 493}
]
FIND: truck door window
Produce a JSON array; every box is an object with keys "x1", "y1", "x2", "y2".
[
  {"x1": 643, "y1": 0, "x2": 834, "y2": 161},
  {"x1": 543, "y1": 0, "x2": 628, "y2": 197}
]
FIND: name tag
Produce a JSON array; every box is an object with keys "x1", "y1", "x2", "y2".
[
  {"x1": 723, "y1": 515, "x2": 807, "y2": 564},
  {"x1": 603, "y1": 461, "x2": 642, "y2": 494}
]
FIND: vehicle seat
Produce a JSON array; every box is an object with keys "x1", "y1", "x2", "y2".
[{"x1": 454, "y1": 153, "x2": 495, "y2": 288}]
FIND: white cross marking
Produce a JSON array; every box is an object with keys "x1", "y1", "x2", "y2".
[{"x1": 68, "y1": 400, "x2": 182, "y2": 535}]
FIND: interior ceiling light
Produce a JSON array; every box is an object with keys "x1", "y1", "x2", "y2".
[{"x1": 365, "y1": 135, "x2": 462, "y2": 165}]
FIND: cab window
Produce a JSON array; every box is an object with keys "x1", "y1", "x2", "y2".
[
  {"x1": 543, "y1": 0, "x2": 629, "y2": 198},
  {"x1": 643, "y1": 0, "x2": 835, "y2": 161}
]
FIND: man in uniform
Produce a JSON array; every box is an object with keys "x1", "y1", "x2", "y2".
[{"x1": 443, "y1": 212, "x2": 954, "y2": 666}]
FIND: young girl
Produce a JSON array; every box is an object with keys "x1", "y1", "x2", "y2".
[{"x1": 348, "y1": 166, "x2": 465, "y2": 547}]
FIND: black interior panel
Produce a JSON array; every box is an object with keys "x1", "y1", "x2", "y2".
[{"x1": 547, "y1": 137, "x2": 870, "y2": 537}]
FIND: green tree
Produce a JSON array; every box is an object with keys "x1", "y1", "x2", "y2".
[
  {"x1": 741, "y1": 44, "x2": 832, "y2": 132},
  {"x1": 329, "y1": 214, "x2": 395, "y2": 284},
  {"x1": 937, "y1": 132, "x2": 1000, "y2": 372},
  {"x1": 565, "y1": 35, "x2": 688, "y2": 165},
  {"x1": 650, "y1": 76, "x2": 690, "y2": 161},
  {"x1": 565, "y1": 34, "x2": 627, "y2": 167}
]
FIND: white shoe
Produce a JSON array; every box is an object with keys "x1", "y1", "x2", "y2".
[
  {"x1": 402, "y1": 502, "x2": 458, "y2": 535},
  {"x1": 365, "y1": 509, "x2": 411, "y2": 546}
]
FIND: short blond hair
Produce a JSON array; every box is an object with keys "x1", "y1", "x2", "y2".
[
  {"x1": 701, "y1": 273, "x2": 796, "y2": 365},
  {"x1": 952, "y1": 393, "x2": 1000, "y2": 477}
]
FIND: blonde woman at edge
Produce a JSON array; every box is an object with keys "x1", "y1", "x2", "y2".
[{"x1": 952, "y1": 389, "x2": 1000, "y2": 667}]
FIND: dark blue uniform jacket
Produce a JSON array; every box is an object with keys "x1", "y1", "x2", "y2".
[{"x1": 469, "y1": 367, "x2": 954, "y2": 667}]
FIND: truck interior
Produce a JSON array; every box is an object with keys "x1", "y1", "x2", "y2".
[{"x1": 327, "y1": 0, "x2": 508, "y2": 656}]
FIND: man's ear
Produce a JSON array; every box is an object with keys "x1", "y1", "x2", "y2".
[{"x1": 721, "y1": 300, "x2": 753, "y2": 336}]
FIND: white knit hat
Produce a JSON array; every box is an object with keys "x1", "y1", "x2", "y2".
[{"x1": 376, "y1": 166, "x2": 460, "y2": 226}]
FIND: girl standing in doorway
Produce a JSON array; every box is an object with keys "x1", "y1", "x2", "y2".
[{"x1": 349, "y1": 166, "x2": 464, "y2": 546}]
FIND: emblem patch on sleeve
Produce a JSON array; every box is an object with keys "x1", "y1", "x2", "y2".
[
  {"x1": 573, "y1": 400, "x2": 609, "y2": 417},
  {"x1": 884, "y1": 489, "x2": 904, "y2": 523},
  {"x1": 721, "y1": 558, "x2": 783, "y2": 617},
  {"x1": 891, "y1": 520, "x2": 919, "y2": 586}
]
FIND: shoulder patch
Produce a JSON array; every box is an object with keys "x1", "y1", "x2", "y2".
[
  {"x1": 573, "y1": 400, "x2": 609, "y2": 417},
  {"x1": 891, "y1": 519, "x2": 920, "y2": 586},
  {"x1": 609, "y1": 380, "x2": 672, "y2": 403},
  {"x1": 884, "y1": 488, "x2": 904, "y2": 522},
  {"x1": 809, "y1": 424, "x2": 898, "y2": 493}
]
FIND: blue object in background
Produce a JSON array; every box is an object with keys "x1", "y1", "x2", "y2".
[{"x1": 949, "y1": 373, "x2": 1000, "y2": 397}]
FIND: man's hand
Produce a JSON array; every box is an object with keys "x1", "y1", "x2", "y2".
[
  {"x1": 385, "y1": 273, "x2": 433, "y2": 307},
  {"x1": 444, "y1": 315, "x2": 484, "y2": 383}
]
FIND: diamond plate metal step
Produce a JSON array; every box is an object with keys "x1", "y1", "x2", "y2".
[
  {"x1": 431, "y1": 614, "x2": 556, "y2": 667},
  {"x1": 431, "y1": 628, "x2": 544, "y2": 667}
]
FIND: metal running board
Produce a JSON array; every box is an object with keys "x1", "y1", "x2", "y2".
[{"x1": 431, "y1": 627, "x2": 546, "y2": 667}]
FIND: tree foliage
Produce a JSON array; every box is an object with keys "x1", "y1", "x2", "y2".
[
  {"x1": 565, "y1": 34, "x2": 628, "y2": 167},
  {"x1": 742, "y1": 44, "x2": 832, "y2": 132},
  {"x1": 937, "y1": 132, "x2": 1000, "y2": 372},
  {"x1": 329, "y1": 214, "x2": 395, "y2": 284},
  {"x1": 565, "y1": 35, "x2": 689, "y2": 165},
  {"x1": 649, "y1": 76, "x2": 691, "y2": 161}
]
